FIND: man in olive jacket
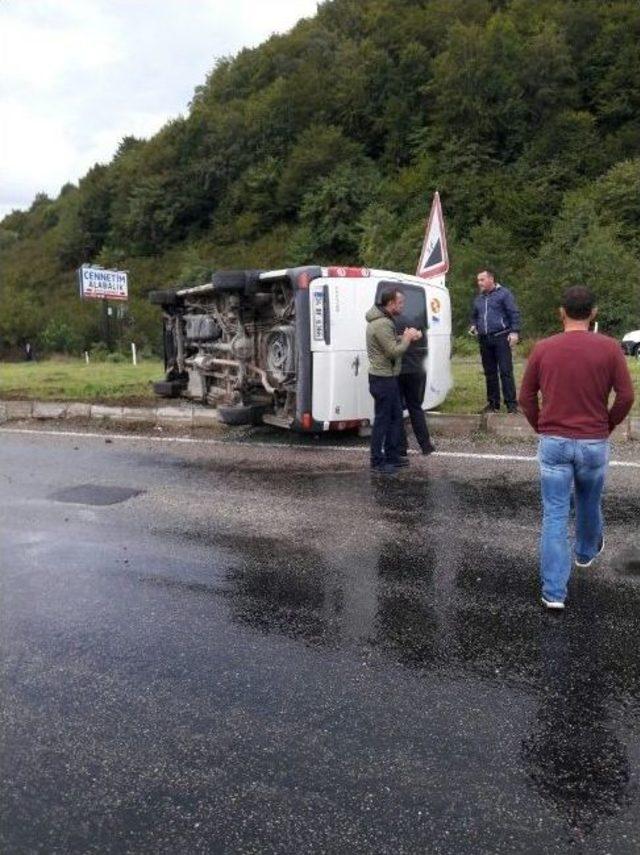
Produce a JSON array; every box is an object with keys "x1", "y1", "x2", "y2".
[{"x1": 365, "y1": 288, "x2": 421, "y2": 473}]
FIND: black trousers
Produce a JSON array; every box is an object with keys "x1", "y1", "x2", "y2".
[
  {"x1": 398, "y1": 372, "x2": 433, "y2": 455},
  {"x1": 478, "y1": 333, "x2": 517, "y2": 408},
  {"x1": 369, "y1": 375, "x2": 403, "y2": 467}
]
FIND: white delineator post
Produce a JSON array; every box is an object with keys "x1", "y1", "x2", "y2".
[
  {"x1": 85, "y1": 351, "x2": 90, "y2": 364},
  {"x1": 131, "y1": 342, "x2": 137, "y2": 366}
]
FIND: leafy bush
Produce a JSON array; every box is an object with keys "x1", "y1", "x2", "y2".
[
  {"x1": 518, "y1": 339, "x2": 539, "y2": 359},
  {"x1": 89, "y1": 342, "x2": 110, "y2": 361},
  {"x1": 137, "y1": 344, "x2": 156, "y2": 361},
  {"x1": 451, "y1": 336, "x2": 478, "y2": 357},
  {"x1": 40, "y1": 320, "x2": 82, "y2": 354}
]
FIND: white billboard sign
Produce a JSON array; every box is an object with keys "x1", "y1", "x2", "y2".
[{"x1": 78, "y1": 265, "x2": 128, "y2": 301}]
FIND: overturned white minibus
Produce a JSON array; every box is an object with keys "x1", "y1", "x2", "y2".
[{"x1": 149, "y1": 265, "x2": 452, "y2": 432}]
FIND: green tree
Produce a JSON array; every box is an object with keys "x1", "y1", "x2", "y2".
[
  {"x1": 278, "y1": 125, "x2": 366, "y2": 212},
  {"x1": 425, "y1": 17, "x2": 528, "y2": 161},
  {"x1": 524, "y1": 192, "x2": 640, "y2": 336},
  {"x1": 288, "y1": 161, "x2": 378, "y2": 262},
  {"x1": 595, "y1": 158, "x2": 640, "y2": 255},
  {"x1": 56, "y1": 165, "x2": 113, "y2": 266}
]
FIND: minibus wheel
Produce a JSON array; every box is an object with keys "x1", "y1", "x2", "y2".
[
  {"x1": 153, "y1": 380, "x2": 185, "y2": 397},
  {"x1": 217, "y1": 404, "x2": 265, "y2": 426},
  {"x1": 148, "y1": 289, "x2": 182, "y2": 307}
]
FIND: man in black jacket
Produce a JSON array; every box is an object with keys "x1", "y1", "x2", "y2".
[
  {"x1": 395, "y1": 317, "x2": 436, "y2": 457},
  {"x1": 469, "y1": 268, "x2": 521, "y2": 414}
]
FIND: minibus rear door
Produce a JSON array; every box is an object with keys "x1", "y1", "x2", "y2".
[{"x1": 309, "y1": 277, "x2": 374, "y2": 424}]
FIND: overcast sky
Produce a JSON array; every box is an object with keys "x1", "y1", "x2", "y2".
[{"x1": 0, "y1": 0, "x2": 319, "y2": 219}]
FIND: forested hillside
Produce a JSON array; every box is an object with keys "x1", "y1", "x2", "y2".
[{"x1": 2, "y1": 0, "x2": 640, "y2": 355}]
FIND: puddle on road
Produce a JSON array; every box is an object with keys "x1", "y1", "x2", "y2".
[
  {"x1": 616, "y1": 546, "x2": 640, "y2": 576},
  {"x1": 142, "y1": 447, "x2": 640, "y2": 528},
  {"x1": 139, "y1": 523, "x2": 640, "y2": 841},
  {"x1": 144, "y1": 524, "x2": 640, "y2": 687},
  {"x1": 50, "y1": 484, "x2": 145, "y2": 506},
  {"x1": 136, "y1": 462, "x2": 640, "y2": 843},
  {"x1": 222, "y1": 535, "x2": 640, "y2": 839}
]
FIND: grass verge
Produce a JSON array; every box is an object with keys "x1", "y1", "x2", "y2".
[
  {"x1": 1, "y1": 355, "x2": 638, "y2": 413},
  {"x1": 441, "y1": 356, "x2": 639, "y2": 414},
  {"x1": 0, "y1": 358, "x2": 164, "y2": 405}
]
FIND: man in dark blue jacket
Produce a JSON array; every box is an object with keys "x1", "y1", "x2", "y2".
[{"x1": 469, "y1": 268, "x2": 521, "y2": 413}]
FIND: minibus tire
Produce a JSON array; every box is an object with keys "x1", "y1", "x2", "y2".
[
  {"x1": 212, "y1": 272, "x2": 247, "y2": 292},
  {"x1": 218, "y1": 404, "x2": 260, "y2": 426},
  {"x1": 148, "y1": 289, "x2": 182, "y2": 306},
  {"x1": 153, "y1": 380, "x2": 184, "y2": 398}
]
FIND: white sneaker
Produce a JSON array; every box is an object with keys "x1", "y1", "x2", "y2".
[
  {"x1": 575, "y1": 536, "x2": 605, "y2": 568},
  {"x1": 541, "y1": 596, "x2": 565, "y2": 610}
]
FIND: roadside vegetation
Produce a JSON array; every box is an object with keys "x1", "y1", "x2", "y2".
[
  {"x1": 0, "y1": 357, "x2": 163, "y2": 405},
  {"x1": 2, "y1": 353, "x2": 637, "y2": 414},
  {"x1": 1, "y1": 0, "x2": 639, "y2": 360},
  {"x1": 442, "y1": 357, "x2": 639, "y2": 415}
]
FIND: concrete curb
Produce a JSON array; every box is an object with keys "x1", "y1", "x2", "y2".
[
  {"x1": 0, "y1": 399, "x2": 221, "y2": 429},
  {"x1": 485, "y1": 412, "x2": 533, "y2": 440},
  {"x1": 425, "y1": 412, "x2": 482, "y2": 436},
  {"x1": 0, "y1": 399, "x2": 635, "y2": 441}
]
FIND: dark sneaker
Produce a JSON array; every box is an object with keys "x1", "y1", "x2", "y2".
[
  {"x1": 507, "y1": 405, "x2": 519, "y2": 415},
  {"x1": 541, "y1": 596, "x2": 565, "y2": 611},
  {"x1": 480, "y1": 404, "x2": 500, "y2": 414},
  {"x1": 421, "y1": 443, "x2": 436, "y2": 456},
  {"x1": 371, "y1": 464, "x2": 399, "y2": 475},
  {"x1": 575, "y1": 536, "x2": 605, "y2": 568}
]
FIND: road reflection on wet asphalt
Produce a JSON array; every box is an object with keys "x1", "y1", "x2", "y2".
[{"x1": 1, "y1": 429, "x2": 640, "y2": 854}]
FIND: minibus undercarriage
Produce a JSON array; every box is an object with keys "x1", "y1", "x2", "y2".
[{"x1": 150, "y1": 270, "x2": 299, "y2": 425}]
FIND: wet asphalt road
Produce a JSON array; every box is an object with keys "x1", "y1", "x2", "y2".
[{"x1": 1, "y1": 427, "x2": 640, "y2": 854}]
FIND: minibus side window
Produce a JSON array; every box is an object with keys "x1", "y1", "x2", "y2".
[{"x1": 375, "y1": 282, "x2": 427, "y2": 331}]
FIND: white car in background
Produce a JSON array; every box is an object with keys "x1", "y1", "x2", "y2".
[{"x1": 621, "y1": 329, "x2": 640, "y2": 358}]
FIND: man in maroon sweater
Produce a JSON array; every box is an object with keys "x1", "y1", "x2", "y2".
[{"x1": 519, "y1": 286, "x2": 635, "y2": 610}]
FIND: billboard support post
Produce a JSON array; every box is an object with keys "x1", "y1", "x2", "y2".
[{"x1": 101, "y1": 298, "x2": 112, "y2": 351}]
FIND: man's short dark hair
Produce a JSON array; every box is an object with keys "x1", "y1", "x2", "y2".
[
  {"x1": 379, "y1": 288, "x2": 401, "y2": 308},
  {"x1": 477, "y1": 267, "x2": 496, "y2": 279},
  {"x1": 562, "y1": 286, "x2": 596, "y2": 320}
]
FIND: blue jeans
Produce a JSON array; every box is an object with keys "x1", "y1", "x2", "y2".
[{"x1": 538, "y1": 436, "x2": 609, "y2": 602}]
